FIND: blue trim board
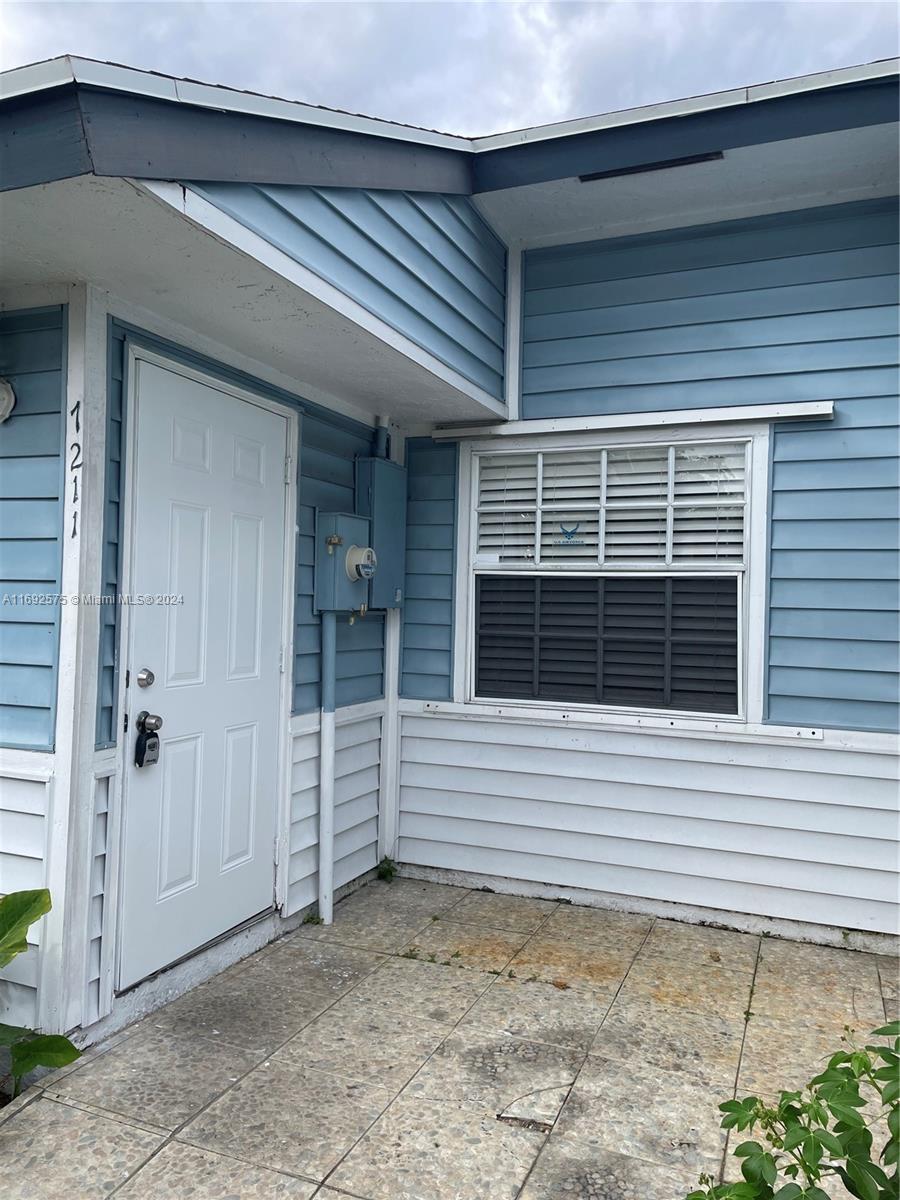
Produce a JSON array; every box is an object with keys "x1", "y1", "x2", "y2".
[
  {"x1": 3, "y1": 73, "x2": 895, "y2": 198},
  {"x1": 97, "y1": 320, "x2": 386, "y2": 748},
  {"x1": 473, "y1": 78, "x2": 899, "y2": 191},
  {"x1": 0, "y1": 304, "x2": 67, "y2": 751}
]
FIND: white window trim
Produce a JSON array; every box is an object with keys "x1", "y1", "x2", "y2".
[{"x1": 453, "y1": 420, "x2": 771, "y2": 729}]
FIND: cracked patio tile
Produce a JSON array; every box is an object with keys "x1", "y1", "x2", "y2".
[
  {"x1": 617, "y1": 955, "x2": 752, "y2": 1018},
  {"x1": 0, "y1": 1096, "x2": 164, "y2": 1199},
  {"x1": 116, "y1": 1142, "x2": 318, "y2": 1199},
  {"x1": 459, "y1": 974, "x2": 615, "y2": 1052},
  {"x1": 342, "y1": 956, "x2": 492, "y2": 1024},
  {"x1": 399, "y1": 921, "x2": 529, "y2": 973},
  {"x1": 640, "y1": 920, "x2": 759, "y2": 974},
  {"x1": 446, "y1": 891, "x2": 559, "y2": 933},
  {"x1": 518, "y1": 1137, "x2": 716, "y2": 1200},
  {"x1": 508, "y1": 933, "x2": 638, "y2": 992},
  {"x1": 404, "y1": 1027, "x2": 582, "y2": 1125},
  {"x1": 272, "y1": 997, "x2": 449, "y2": 1087},
  {"x1": 180, "y1": 1059, "x2": 393, "y2": 1181},
  {"x1": 149, "y1": 964, "x2": 333, "y2": 1055},
  {"x1": 591, "y1": 995, "x2": 744, "y2": 1088},
  {"x1": 328, "y1": 1092, "x2": 545, "y2": 1200},
  {"x1": 556, "y1": 1053, "x2": 729, "y2": 1172},
  {"x1": 539, "y1": 905, "x2": 654, "y2": 946},
  {"x1": 43, "y1": 1024, "x2": 263, "y2": 1131},
  {"x1": 752, "y1": 943, "x2": 884, "y2": 1028}
]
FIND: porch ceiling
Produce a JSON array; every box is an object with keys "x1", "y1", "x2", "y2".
[{"x1": 0, "y1": 174, "x2": 501, "y2": 425}]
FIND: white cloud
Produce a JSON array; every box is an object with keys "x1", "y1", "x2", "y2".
[{"x1": 0, "y1": 0, "x2": 896, "y2": 135}]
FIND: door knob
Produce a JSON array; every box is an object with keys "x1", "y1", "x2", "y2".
[
  {"x1": 136, "y1": 667, "x2": 155, "y2": 689},
  {"x1": 136, "y1": 711, "x2": 163, "y2": 733}
]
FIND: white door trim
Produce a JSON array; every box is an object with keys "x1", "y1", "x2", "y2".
[{"x1": 112, "y1": 344, "x2": 298, "y2": 991}]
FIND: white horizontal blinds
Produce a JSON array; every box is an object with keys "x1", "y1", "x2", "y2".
[
  {"x1": 604, "y1": 445, "x2": 669, "y2": 563},
  {"x1": 476, "y1": 453, "x2": 538, "y2": 562},
  {"x1": 672, "y1": 443, "x2": 746, "y2": 563},
  {"x1": 475, "y1": 441, "x2": 747, "y2": 569},
  {"x1": 540, "y1": 449, "x2": 602, "y2": 562}
]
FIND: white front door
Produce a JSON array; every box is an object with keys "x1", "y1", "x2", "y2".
[{"x1": 119, "y1": 357, "x2": 289, "y2": 989}]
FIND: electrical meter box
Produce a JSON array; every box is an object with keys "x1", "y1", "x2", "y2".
[
  {"x1": 355, "y1": 457, "x2": 407, "y2": 609},
  {"x1": 314, "y1": 512, "x2": 374, "y2": 614}
]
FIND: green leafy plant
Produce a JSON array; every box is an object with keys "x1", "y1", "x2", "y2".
[
  {"x1": 0, "y1": 889, "x2": 80, "y2": 1097},
  {"x1": 687, "y1": 1021, "x2": 899, "y2": 1200},
  {"x1": 376, "y1": 857, "x2": 398, "y2": 882}
]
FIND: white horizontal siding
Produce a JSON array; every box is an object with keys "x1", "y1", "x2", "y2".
[
  {"x1": 287, "y1": 707, "x2": 382, "y2": 915},
  {"x1": 398, "y1": 712, "x2": 899, "y2": 935},
  {"x1": 84, "y1": 773, "x2": 111, "y2": 1027},
  {"x1": 0, "y1": 771, "x2": 50, "y2": 1025}
]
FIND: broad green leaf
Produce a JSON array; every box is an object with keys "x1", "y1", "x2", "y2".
[
  {"x1": 734, "y1": 1141, "x2": 763, "y2": 1158},
  {"x1": 761, "y1": 1154, "x2": 777, "y2": 1185},
  {"x1": 869, "y1": 1022, "x2": 899, "y2": 1038},
  {"x1": 844, "y1": 1161, "x2": 879, "y2": 1200},
  {"x1": 10, "y1": 1033, "x2": 80, "y2": 1080},
  {"x1": 803, "y1": 1190, "x2": 831, "y2": 1200},
  {"x1": 0, "y1": 890, "x2": 51, "y2": 968},
  {"x1": 0, "y1": 1022, "x2": 33, "y2": 1048},
  {"x1": 773, "y1": 1185, "x2": 802, "y2": 1199},
  {"x1": 814, "y1": 1129, "x2": 844, "y2": 1157}
]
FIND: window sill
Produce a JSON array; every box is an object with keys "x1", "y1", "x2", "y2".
[{"x1": 399, "y1": 696, "x2": 826, "y2": 744}]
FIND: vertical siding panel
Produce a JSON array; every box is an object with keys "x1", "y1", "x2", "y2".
[
  {"x1": 0, "y1": 305, "x2": 65, "y2": 750},
  {"x1": 400, "y1": 440, "x2": 458, "y2": 699}
]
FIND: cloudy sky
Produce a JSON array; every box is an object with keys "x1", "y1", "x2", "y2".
[{"x1": 1, "y1": 1, "x2": 897, "y2": 136}]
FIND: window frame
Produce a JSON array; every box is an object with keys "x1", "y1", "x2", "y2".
[{"x1": 454, "y1": 422, "x2": 771, "y2": 727}]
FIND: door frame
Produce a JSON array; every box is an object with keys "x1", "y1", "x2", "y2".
[{"x1": 112, "y1": 344, "x2": 299, "y2": 992}]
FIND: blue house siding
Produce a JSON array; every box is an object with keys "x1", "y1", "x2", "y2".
[
  {"x1": 0, "y1": 306, "x2": 66, "y2": 750},
  {"x1": 99, "y1": 323, "x2": 384, "y2": 748},
  {"x1": 191, "y1": 183, "x2": 507, "y2": 399},
  {"x1": 768, "y1": 404, "x2": 900, "y2": 733},
  {"x1": 400, "y1": 439, "x2": 457, "y2": 700},
  {"x1": 521, "y1": 199, "x2": 898, "y2": 419},
  {"x1": 519, "y1": 199, "x2": 899, "y2": 734},
  {"x1": 294, "y1": 411, "x2": 385, "y2": 713}
]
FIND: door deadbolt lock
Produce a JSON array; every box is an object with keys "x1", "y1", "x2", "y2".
[
  {"x1": 134, "y1": 710, "x2": 163, "y2": 768},
  {"x1": 136, "y1": 667, "x2": 155, "y2": 689}
]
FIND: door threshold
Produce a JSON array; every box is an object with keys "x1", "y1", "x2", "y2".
[{"x1": 116, "y1": 904, "x2": 276, "y2": 996}]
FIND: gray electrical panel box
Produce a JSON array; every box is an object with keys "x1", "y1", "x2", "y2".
[
  {"x1": 355, "y1": 457, "x2": 407, "y2": 609},
  {"x1": 314, "y1": 512, "x2": 374, "y2": 614}
]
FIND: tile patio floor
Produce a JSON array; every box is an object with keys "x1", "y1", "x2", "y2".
[{"x1": 4, "y1": 878, "x2": 897, "y2": 1200}]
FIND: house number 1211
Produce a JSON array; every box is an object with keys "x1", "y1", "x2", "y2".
[{"x1": 69, "y1": 398, "x2": 82, "y2": 539}]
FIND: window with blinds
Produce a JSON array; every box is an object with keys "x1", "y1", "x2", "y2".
[
  {"x1": 475, "y1": 441, "x2": 747, "y2": 567},
  {"x1": 472, "y1": 439, "x2": 747, "y2": 715}
]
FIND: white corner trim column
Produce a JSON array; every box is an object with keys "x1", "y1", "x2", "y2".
[
  {"x1": 38, "y1": 284, "x2": 107, "y2": 1034},
  {"x1": 377, "y1": 426, "x2": 405, "y2": 862}
]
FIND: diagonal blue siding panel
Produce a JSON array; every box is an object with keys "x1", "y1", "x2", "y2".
[
  {"x1": 400, "y1": 439, "x2": 458, "y2": 700},
  {"x1": 190, "y1": 183, "x2": 506, "y2": 400},
  {"x1": 0, "y1": 305, "x2": 66, "y2": 750}
]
